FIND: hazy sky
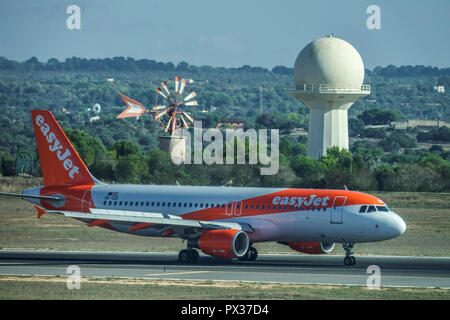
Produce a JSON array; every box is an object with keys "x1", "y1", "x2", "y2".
[{"x1": 0, "y1": 0, "x2": 448, "y2": 69}]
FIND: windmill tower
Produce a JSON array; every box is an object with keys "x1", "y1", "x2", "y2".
[
  {"x1": 117, "y1": 76, "x2": 198, "y2": 162},
  {"x1": 288, "y1": 35, "x2": 370, "y2": 159}
]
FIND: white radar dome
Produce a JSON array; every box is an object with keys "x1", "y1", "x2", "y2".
[{"x1": 293, "y1": 35, "x2": 365, "y2": 89}]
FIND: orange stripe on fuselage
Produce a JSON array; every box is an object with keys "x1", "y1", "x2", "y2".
[
  {"x1": 181, "y1": 189, "x2": 385, "y2": 221},
  {"x1": 39, "y1": 184, "x2": 95, "y2": 212}
]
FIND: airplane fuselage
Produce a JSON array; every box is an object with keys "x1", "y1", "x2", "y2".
[{"x1": 24, "y1": 184, "x2": 406, "y2": 244}]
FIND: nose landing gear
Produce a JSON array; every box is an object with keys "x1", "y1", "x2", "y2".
[{"x1": 342, "y1": 243, "x2": 356, "y2": 266}]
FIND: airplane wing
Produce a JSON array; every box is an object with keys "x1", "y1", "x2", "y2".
[{"x1": 42, "y1": 207, "x2": 253, "y2": 235}]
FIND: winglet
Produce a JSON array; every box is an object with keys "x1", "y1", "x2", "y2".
[{"x1": 34, "y1": 205, "x2": 46, "y2": 219}]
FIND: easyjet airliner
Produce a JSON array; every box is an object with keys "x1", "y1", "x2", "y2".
[{"x1": 0, "y1": 110, "x2": 406, "y2": 265}]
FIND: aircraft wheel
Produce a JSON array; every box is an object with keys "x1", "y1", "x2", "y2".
[
  {"x1": 190, "y1": 249, "x2": 199, "y2": 263},
  {"x1": 350, "y1": 256, "x2": 356, "y2": 265},
  {"x1": 344, "y1": 256, "x2": 352, "y2": 266},
  {"x1": 249, "y1": 247, "x2": 258, "y2": 261},
  {"x1": 178, "y1": 249, "x2": 192, "y2": 263},
  {"x1": 238, "y1": 250, "x2": 250, "y2": 261}
]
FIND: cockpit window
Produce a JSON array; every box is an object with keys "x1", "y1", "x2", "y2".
[
  {"x1": 359, "y1": 205, "x2": 367, "y2": 213},
  {"x1": 367, "y1": 205, "x2": 376, "y2": 213},
  {"x1": 376, "y1": 206, "x2": 389, "y2": 212}
]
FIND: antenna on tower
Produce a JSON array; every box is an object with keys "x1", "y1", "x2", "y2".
[{"x1": 260, "y1": 86, "x2": 263, "y2": 114}]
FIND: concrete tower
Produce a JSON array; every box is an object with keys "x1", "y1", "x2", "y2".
[{"x1": 289, "y1": 35, "x2": 370, "y2": 159}]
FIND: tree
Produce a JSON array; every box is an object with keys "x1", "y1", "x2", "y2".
[
  {"x1": 374, "y1": 164, "x2": 396, "y2": 191},
  {"x1": 358, "y1": 107, "x2": 402, "y2": 125},
  {"x1": 65, "y1": 129, "x2": 106, "y2": 167}
]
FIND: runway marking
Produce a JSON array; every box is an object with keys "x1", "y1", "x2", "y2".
[{"x1": 144, "y1": 270, "x2": 211, "y2": 276}]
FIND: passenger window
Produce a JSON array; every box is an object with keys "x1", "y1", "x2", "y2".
[
  {"x1": 367, "y1": 205, "x2": 376, "y2": 213},
  {"x1": 359, "y1": 205, "x2": 367, "y2": 213}
]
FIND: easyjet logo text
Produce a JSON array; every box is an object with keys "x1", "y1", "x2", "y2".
[
  {"x1": 35, "y1": 114, "x2": 79, "y2": 179},
  {"x1": 272, "y1": 195, "x2": 330, "y2": 207}
]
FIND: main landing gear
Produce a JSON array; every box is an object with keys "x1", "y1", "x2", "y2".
[
  {"x1": 238, "y1": 246, "x2": 258, "y2": 261},
  {"x1": 178, "y1": 248, "x2": 199, "y2": 263},
  {"x1": 342, "y1": 243, "x2": 356, "y2": 266}
]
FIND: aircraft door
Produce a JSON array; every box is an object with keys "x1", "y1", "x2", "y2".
[{"x1": 331, "y1": 196, "x2": 346, "y2": 224}]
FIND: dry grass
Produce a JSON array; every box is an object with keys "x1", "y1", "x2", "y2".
[
  {"x1": 0, "y1": 275, "x2": 448, "y2": 300},
  {"x1": 0, "y1": 176, "x2": 43, "y2": 193}
]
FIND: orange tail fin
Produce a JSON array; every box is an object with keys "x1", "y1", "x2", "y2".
[{"x1": 31, "y1": 110, "x2": 95, "y2": 187}]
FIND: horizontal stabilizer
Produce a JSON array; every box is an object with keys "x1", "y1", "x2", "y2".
[{"x1": 0, "y1": 192, "x2": 62, "y2": 201}]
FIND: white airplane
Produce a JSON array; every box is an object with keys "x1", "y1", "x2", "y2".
[{"x1": 0, "y1": 110, "x2": 406, "y2": 265}]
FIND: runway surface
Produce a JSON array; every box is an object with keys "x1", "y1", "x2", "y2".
[{"x1": 0, "y1": 250, "x2": 449, "y2": 289}]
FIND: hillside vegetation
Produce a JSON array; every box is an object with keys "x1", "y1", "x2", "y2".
[{"x1": 0, "y1": 57, "x2": 449, "y2": 191}]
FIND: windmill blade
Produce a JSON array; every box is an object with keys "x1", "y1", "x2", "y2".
[
  {"x1": 182, "y1": 112, "x2": 194, "y2": 123},
  {"x1": 153, "y1": 105, "x2": 167, "y2": 111},
  {"x1": 184, "y1": 100, "x2": 198, "y2": 106},
  {"x1": 175, "y1": 76, "x2": 180, "y2": 94},
  {"x1": 157, "y1": 87, "x2": 176, "y2": 105},
  {"x1": 161, "y1": 81, "x2": 171, "y2": 96},
  {"x1": 179, "y1": 79, "x2": 187, "y2": 95},
  {"x1": 180, "y1": 114, "x2": 189, "y2": 129},
  {"x1": 156, "y1": 88, "x2": 169, "y2": 100},
  {"x1": 117, "y1": 93, "x2": 147, "y2": 118},
  {"x1": 183, "y1": 91, "x2": 197, "y2": 102},
  {"x1": 155, "y1": 109, "x2": 168, "y2": 120},
  {"x1": 165, "y1": 117, "x2": 173, "y2": 132}
]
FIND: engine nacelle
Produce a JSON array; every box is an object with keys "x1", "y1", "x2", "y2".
[
  {"x1": 191, "y1": 229, "x2": 249, "y2": 259},
  {"x1": 287, "y1": 242, "x2": 335, "y2": 254}
]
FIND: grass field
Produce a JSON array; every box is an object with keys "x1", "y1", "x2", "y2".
[{"x1": 0, "y1": 276, "x2": 449, "y2": 300}]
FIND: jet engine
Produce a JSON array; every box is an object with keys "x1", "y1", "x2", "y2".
[
  {"x1": 285, "y1": 242, "x2": 335, "y2": 254},
  {"x1": 189, "y1": 229, "x2": 249, "y2": 259}
]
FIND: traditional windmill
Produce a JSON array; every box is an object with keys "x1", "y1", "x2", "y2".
[{"x1": 117, "y1": 76, "x2": 198, "y2": 161}]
